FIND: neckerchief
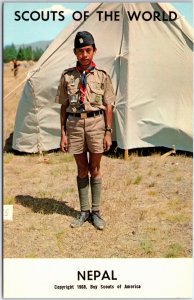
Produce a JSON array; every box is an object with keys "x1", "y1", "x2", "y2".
[{"x1": 76, "y1": 61, "x2": 96, "y2": 104}]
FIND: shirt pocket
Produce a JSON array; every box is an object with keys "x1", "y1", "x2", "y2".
[{"x1": 87, "y1": 81, "x2": 104, "y2": 104}]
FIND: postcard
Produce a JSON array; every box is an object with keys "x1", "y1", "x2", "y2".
[{"x1": 2, "y1": 1, "x2": 193, "y2": 298}]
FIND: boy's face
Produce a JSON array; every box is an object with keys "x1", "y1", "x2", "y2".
[{"x1": 74, "y1": 45, "x2": 96, "y2": 68}]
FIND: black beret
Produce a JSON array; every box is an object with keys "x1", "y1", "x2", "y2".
[{"x1": 74, "y1": 31, "x2": 95, "y2": 49}]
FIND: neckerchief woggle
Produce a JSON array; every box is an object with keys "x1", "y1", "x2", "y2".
[{"x1": 76, "y1": 61, "x2": 96, "y2": 104}]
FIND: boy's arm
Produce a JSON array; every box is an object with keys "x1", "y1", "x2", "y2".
[
  {"x1": 103, "y1": 104, "x2": 113, "y2": 152},
  {"x1": 60, "y1": 103, "x2": 69, "y2": 152}
]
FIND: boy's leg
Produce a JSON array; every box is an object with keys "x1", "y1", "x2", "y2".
[
  {"x1": 89, "y1": 153, "x2": 105, "y2": 230},
  {"x1": 70, "y1": 152, "x2": 90, "y2": 228}
]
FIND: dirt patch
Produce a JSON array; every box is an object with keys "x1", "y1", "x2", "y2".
[{"x1": 3, "y1": 152, "x2": 193, "y2": 258}]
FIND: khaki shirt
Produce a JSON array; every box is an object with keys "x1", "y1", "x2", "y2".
[{"x1": 55, "y1": 66, "x2": 116, "y2": 113}]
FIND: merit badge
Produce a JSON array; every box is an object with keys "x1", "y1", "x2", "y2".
[
  {"x1": 95, "y1": 95, "x2": 101, "y2": 103},
  {"x1": 79, "y1": 38, "x2": 84, "y2": 44}
]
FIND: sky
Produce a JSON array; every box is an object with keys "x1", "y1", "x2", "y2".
[
  {"x1": 3, "y1": 3, "x2": 88, "y2": 46},
  {"x1": 3, "y1": 2, "x2": 193, "y2": 47}
]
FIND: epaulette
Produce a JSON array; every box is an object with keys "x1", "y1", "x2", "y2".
[
  {"x1": 63, "y1": 67, "x2": 76, "y2": 74},
  {"x1": 95, "y1": 67, "x2": 108, "y2": 75}
]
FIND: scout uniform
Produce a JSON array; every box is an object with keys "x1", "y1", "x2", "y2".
[
  {"x1": 56, "y1": 67, "x2": 115, "y2": 113},
  {"x1": 56, "y1": 31, "x2": 116, "y2": 230},
  {"x1": 55, "y1": 67, "x2": 115, "y2": 153}
]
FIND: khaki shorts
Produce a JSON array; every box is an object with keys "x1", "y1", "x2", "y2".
[{"x1": 66, "y1": 114, "x2": 105, "y2": 154}]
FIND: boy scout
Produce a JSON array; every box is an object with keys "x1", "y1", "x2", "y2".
[{"x1": 56, "y1": 31, "x2": 116, "y2": 230}]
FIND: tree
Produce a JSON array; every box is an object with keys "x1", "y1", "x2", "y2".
[
  {"x1": 16, "y1": 47, "x2": 25, "y2": 61},
  {"x1": 32, "y1": 47, "x2": 44, "y2": 61},
  {"x1": 3, "y1": 44, "x2": 44, "y2": 63},
  {"x1": 3, "y1": 44, "x2": 17, "y2": 63},
  {"x1": 25, "y1": 46, "x2": 33, "y2": 60}
]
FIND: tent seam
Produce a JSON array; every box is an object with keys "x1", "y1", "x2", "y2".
[{"x1": 28, "y1": 79, "x2": 42, "y2": 153}]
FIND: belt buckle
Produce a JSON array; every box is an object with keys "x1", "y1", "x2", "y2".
[{"x1": 80, "y1": 112, "x2": 87, "y2": 119}]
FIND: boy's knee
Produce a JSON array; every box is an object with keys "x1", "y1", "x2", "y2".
[
  {"x1": 89, "y1": 166, "x2": 101, "y2": 179},
  {"x1": 78, "y1": 168, "x2": 88, "y2": 178}
]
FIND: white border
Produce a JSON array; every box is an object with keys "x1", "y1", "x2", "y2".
[{"x1": 3, "y1": 258, "x2": 193, "y2": 298}]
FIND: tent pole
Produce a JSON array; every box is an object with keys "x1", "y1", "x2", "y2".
[{"x1": 124, "y1": 149, "x2": 128, "y2": 160}]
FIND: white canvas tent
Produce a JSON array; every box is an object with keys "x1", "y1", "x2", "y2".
[{"x1": 12, "y1": 2, "x2": 193, "y2": 153}]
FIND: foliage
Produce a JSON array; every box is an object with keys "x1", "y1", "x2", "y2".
[
  {"x1": 33, "y1": 47, "x2": 44, "y2": 61},
  {"x1": 3, "y1": 44, "x2": 17, "y2": 62},
  {"x1": 3, "y1": 43, "x2": 44, "y2": 62}
]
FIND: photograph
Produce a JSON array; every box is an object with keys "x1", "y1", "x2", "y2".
[{"x1": 3, "y1": 1, "x2": 193, "y2": 298}]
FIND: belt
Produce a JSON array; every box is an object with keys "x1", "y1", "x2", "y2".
[{"x1": 67, "y1": 110, "x2": 103, "y2": 119}]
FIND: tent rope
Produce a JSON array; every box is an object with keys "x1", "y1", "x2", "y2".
[
  {"x1": 4, "y1": 77, "x2": 27, "y2": 100},
  {"x1": 4, "y1": 65, "x2": 37, "y2": 101}
]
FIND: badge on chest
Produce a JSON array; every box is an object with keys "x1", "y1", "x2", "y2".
[{"x1": 67, "y1": 75, "x2": 80, "y2": 112}]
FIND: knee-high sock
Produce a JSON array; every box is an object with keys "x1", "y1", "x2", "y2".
[
  {"x1": 90, "y1": 178, "x2": 102, "y2": 212},
  {"x1": 77, "y1": 176, "x2": 90, "y2": 211}
]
